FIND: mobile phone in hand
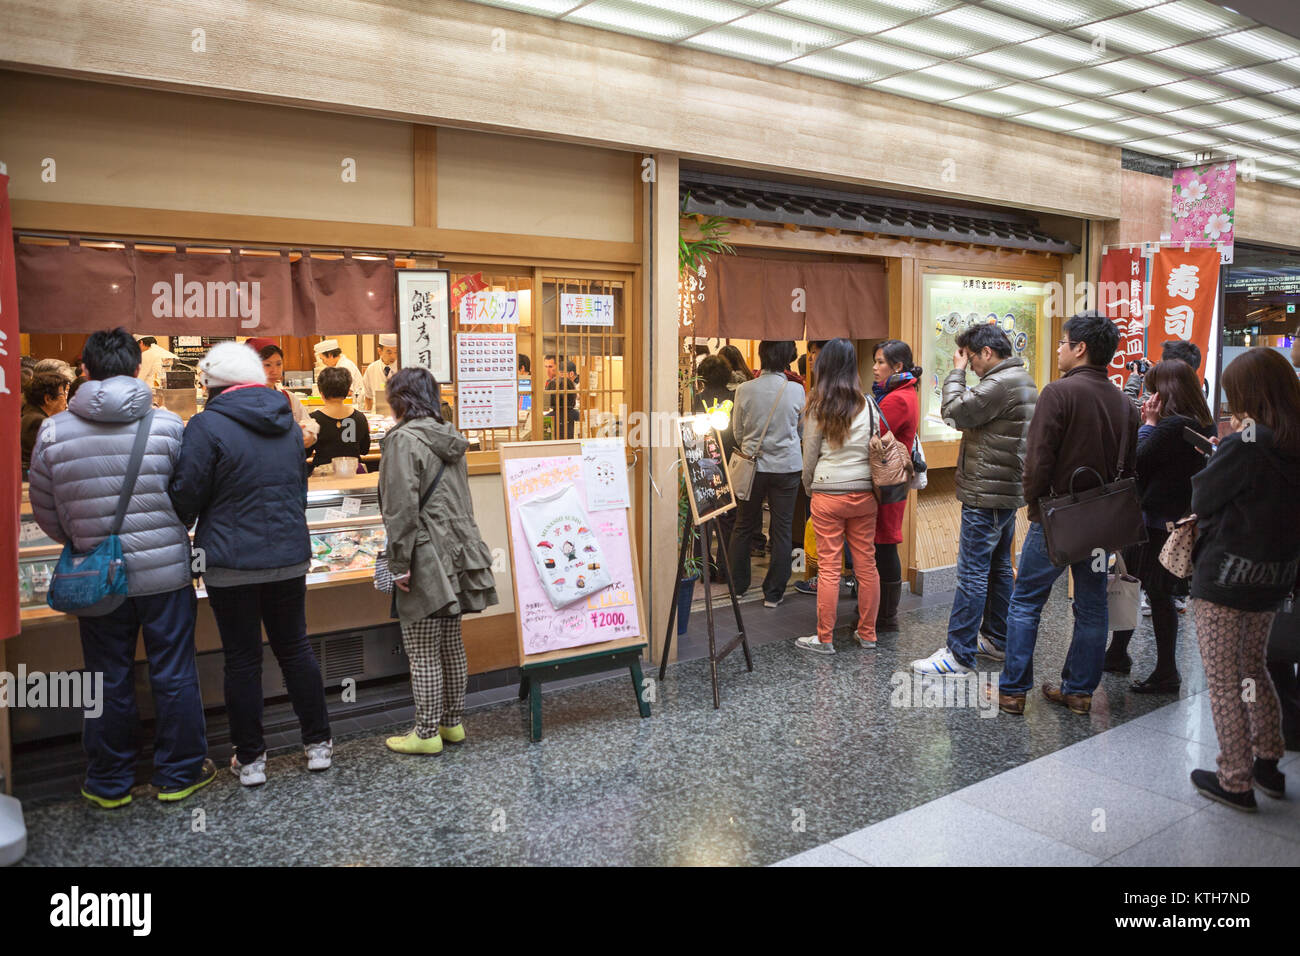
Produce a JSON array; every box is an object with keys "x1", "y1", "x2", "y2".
[{"x1": 1184, "y1": 426, "x2": 1215, "y2": 457}]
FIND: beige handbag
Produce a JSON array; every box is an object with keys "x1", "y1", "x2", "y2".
[
  {"x1": 868, "y1": 402, "x2": 913, "y2": 505},
  {"x1": 1158, "y1": 514, "x2": 1198, "y2": 579}
]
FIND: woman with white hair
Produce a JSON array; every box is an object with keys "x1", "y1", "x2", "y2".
[{"x1": 169, "y1": 341, "x2": 333, "y2": 787}]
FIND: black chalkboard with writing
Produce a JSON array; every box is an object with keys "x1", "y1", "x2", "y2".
[{"x1": 678, "y1": 420, "x2": 736, "y2": 525}]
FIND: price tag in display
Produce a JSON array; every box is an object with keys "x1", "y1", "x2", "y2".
[
  {"x1": 18, "y1": 522, "x2": 47, "y2": 543},
  {"x1": 341, "y1": 497, "x2": 363, "y2": 516},
  {"x1": 324, "y1": 508, "x2": 350, "y2": 522}
]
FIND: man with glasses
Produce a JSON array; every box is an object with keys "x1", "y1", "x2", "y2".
[{"x1": 998, "y1": 311, "x2": 1140, "y2": 716}]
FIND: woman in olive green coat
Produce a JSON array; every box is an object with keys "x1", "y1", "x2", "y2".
[{"x1": 380, "y1": 368, "x2": 498, "y2": 755}]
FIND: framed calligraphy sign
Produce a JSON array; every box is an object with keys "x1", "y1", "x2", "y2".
[{"x1": 396, "y1": 269, "x2": 452, "y2": 383}]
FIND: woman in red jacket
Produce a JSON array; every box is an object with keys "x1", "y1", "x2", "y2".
[{"x1": 871, "y1": 340, "x2": 921, "y2": 631}]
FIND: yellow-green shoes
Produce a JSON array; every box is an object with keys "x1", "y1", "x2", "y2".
[
  {"x1": 438, "y1": 723, "x2": 466, "y2": 745},
  {"x1": 81, "y1": 788, "x2": 132, "y2": 810},
  {"x1": 385, "y1": 731, "x2": 443, "y2": 755}
]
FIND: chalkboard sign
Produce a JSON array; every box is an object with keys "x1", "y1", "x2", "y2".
[{"x1": 678, "y1": 420, "x2": 736, "y2": 525}]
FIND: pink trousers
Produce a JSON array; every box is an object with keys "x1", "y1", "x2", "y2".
[{"x1": 810, "y1": 491, "x2": 880, "y2": 643}]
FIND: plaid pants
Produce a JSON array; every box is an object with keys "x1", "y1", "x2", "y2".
[
  {"x1": 401, "y1": 614, "x2": 468, "y2": 739},
  {"x1": 1194, "y1": 599, "x2": 1285, "y2": 793}
]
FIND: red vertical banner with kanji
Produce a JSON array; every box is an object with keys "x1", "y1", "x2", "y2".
[
  {"x1": 1099, "y1": 247, "x2": 1145, "y2": 389},
  {"x1": 1147, "y1": 246, "x2": 1220, "y2": 386},
  {"x1": 1, "y1": 174, "x2": 21, "y2": 638}
]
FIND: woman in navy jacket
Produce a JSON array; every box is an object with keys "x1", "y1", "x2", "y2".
[{"x1": 170, "y1": 342, "x2": 333, "y2": 788}]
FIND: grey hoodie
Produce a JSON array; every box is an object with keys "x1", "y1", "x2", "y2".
[{"x1": 28, "y1": 376, "x2": 193, "y2": 597}]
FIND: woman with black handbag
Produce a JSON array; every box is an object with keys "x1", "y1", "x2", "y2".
[
  {"x1": 1102, "y1": 360, "x2": 1215, "y2": 693},
  {"x1": 379, "y1": 368, "x2": 498, "y2": 756},
  {"x1": 1187, "y1": 348, "x2": 1300, "y2": 811}
]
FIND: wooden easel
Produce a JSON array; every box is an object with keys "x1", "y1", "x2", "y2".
[
  {"x1": 658, "y1": 514, "x2": 752, "y2": 709},
  {"x1": 500, "y1": 440, "x2": 650, "y2": 742}
]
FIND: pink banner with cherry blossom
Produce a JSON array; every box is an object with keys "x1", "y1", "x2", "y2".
[{"x1": 1171, "y1": 161, "x2": 1235, "y2": 265}]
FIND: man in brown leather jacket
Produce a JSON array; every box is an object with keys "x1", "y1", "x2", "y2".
[
  {"x1": 911, "y1": 324, "x2": 1037, "y2": 676},
  {"x1": 999, "y1": 311, "x2": 1139, "y2": 716}
]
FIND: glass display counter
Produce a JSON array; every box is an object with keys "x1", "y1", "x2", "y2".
[{"x1": 18, "y1": 474, "x2": 388, "y2": 616}]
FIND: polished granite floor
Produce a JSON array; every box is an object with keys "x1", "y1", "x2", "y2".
[{"x1": 12, "y1": 579, "x2": 1250, "y2": 866}]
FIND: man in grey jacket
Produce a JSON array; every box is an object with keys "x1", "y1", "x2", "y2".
[
  {"x1": 28, "y1": 328, "x2": 213, "y2": 807},
  {"x1": 913, "y1": 325, "x2": 1038, "y2": 676}
]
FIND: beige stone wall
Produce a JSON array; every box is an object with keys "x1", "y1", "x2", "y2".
[{"x1": 0, "y1": 0, "x2": 1123, "y2": 219}]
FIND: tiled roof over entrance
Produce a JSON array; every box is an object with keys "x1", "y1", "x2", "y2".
[{"x1": 680, "y1": 171, "x2": 1079, "y2": 254}]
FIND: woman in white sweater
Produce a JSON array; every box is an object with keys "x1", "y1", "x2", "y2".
[{"x1": 796, "y1": 338, "x2": 882, "y2": 656}]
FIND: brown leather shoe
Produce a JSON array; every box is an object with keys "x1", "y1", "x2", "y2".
[
  {"x1": 998, "y1": 693, "x2": 1026, "y2": 715},
  {"x1": 1042, "y1": 683, "x2": 1091, "y2": 715}
]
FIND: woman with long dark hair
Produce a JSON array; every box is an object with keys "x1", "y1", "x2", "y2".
[
  {"x1": 1103, "y1": 360, "x2": 1215, "y2": 693},
  {"x1": 1188, "y1": 348, "x2": 1300, "y2": 811},
  {"x1": 870, "y1": 339, "x2": 921, "y2": 631},
  {"x1": 795, "y1": 339, "x2": 881, "y2": 655},
  {"x1": 718, "y1": 344, "x2": 754, "y2": 387},
  {"x1": 380, "y1": 368, "x2": 498, "y2": 755}
]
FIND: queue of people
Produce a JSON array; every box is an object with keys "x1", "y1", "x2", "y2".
[{"x1": 25, "y1": 328, "x2": 498, "y2": 807}]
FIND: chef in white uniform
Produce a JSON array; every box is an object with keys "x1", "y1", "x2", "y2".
[
  {"x1": 135, "y1": 335, "x2": 175, "y2": 388},
  {"x1": 312, "y1": 338, "x2": 364, "y2": 402},
  {"x1": 361, "y1": 333, "x2": 399, "y2": 411}
]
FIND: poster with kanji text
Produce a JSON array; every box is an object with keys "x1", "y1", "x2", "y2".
[{"x1": 396, "y1": 270, "x2": 451, "y2": 383}]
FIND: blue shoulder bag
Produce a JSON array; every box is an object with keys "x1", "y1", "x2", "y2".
[{"x1": 47, "y1": 410, "x2": 155, "y2": 617}]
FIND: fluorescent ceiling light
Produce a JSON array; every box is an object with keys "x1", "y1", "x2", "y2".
[
  {"x1": 1164, "y1": 106, "x2": 1232, "y2": 125},
  {"x1": 1093, "y1": 58, "x2": 1180, "y2": 86},
  {"x1": 1217, "y1": 96, "x2": 1290, "y2": 118},
  {"x1": 1116, "y1": 115, "x2": 1181, "y2": 135},
  {"x1": 564, "y1": 3, "x2": 724, "y2": 42},
  {"x1": 871, "y1": 74, "x2": 970, "y2": 100},
  {"x1": 1023, "y1": 34, "x2": 1110, "y2": 64},
  {"x1": 786, "y1": 50, "x2": 882, "y2": 82},
  {"x1": 1109, "y1": 90, "x2": 1183, "y2": 112},
  {"x1": 980, "y1": 0, "x2": 1095, "y2": 28},
  {"x1": 873, "y1": 21, "x2": 985, "y2": 57},
  {"x1": 837, "y1": 38, "x2": 940, "y2": 70},
  {"x1": 1215, "y1": 121, "x2": 1281, "y2": 139},
  {"x1": 932, "y1": 6, "x2": 1047, "y2": 44},
  {"x1": 730, "y1": 10, "x2": 850, "y2": 48},
  {"x1": 1218, "y1": 68, "x2": 1293, "y2": 94},
  {"x1": 1156, "y1": 0, "x2": 1239, "y2": 33},
  {"x1": 477, "y1": 0, "x2": 584, "y2": 13},
  {"x1": 865, "y1": 0, "x2": 954, "y2": 10},
  {"x1": 947, "y1": 92, "x2": 1030, "y2": 115},
  {"x1": 1166, "y1": 130, "x2": 1221, "y2": 147},
  {"x1": 1156, "y1": 78, "x2": 1233, "y2": 102},
  {"x1": 1065, "y1": 99, "x2": 1131, "y2": 119},
  {"x1": 963, "y1": 50, "x2": 1062, "y2": 79},
  {"x1": 684, "y1": 27, "x2": 812, "y2": 63},
  {"x1": 1218, "y1": 28, "x2": 1300, "y2": 62},
  {"x1": 1088, "y1": 20, "x2": 1176, "y2": 55},
  {"x1": 1273, "y1": 88, "x2": 1300, "y2": 105},
  {"x1": 1015, "y1": 110, "x2": 1090, "y2": 130},
  {"x1": 1077, "y1": 125, "x2": 1135, "y2": 142},
  {"x1": 1148, "y1": 42, "x2": 1230, "y2": 71},
  {"x1": 994, "y1": 83, "x2": 1078, "y2": 107},
  {"x1": 770, "y1": 0, "x2": 911, "y2": 35},
  {"x1": 1260, "y1": 136, "x2": 1300, "y2": 151},
  {"x1": 913, "y1": 62, "x2": 1006, "y2": 89}
]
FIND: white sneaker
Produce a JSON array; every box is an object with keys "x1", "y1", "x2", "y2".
[
  {"x1": 855, "y1": 631, "x2": 877, "y2": 650},
  {"x1": 1140, "y1": 592, "x2": 1151, "y2": 617},
  {"x1": 911, "y1": 647, "x2": 973, "y2": 676},
  {"x1": 305, "y1": 739, "x2": 333, "y2": 772},
  {"x1": 795, "y1": 635, "x2": 835, "y2": 655},
  {"x1": 1174, "y1": 596, "x2": 1188, "y2": 614},
  {"x1": 976, "y1": 634, "x2": 1005, "y2": 661},
  {"x1": 231, "y1": 752, "x2": 267, "y2": 787}
]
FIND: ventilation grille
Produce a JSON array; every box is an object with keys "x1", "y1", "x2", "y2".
[{"x1": 306, "y1": 633, "x2": 366, "y2": 684}]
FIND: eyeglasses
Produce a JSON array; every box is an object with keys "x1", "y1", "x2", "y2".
[{"x1": 1058, "y1": 339, "x2": 1078, "y2": 348}]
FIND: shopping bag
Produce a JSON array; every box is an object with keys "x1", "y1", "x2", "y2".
[{"x1": 1107, "y1": 553, "x2": 1142, "y2": 633}]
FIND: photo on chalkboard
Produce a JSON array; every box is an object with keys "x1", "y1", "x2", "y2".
[{"x1": 678, "y1": 419, "x2": 736, "y2": 526}]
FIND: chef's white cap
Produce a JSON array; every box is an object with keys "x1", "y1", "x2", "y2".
[
  {"x1": 314, "y1": 338, "x2": 341, "y2": 354},
  {"x1": 378, "y1": 334, "x2": 397, "y2": 348}
]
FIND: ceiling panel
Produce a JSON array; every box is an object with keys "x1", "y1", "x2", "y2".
[{"x1": 460, "y1": 0, "x2": 1300, "y2": 193}]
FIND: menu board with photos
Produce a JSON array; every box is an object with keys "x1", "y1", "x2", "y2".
[
  {"x1": 456, "y1": 332, "x2": 517, "y2": 382},
  {"x1": 678, "y1": 421, "x2": 735, "y2": 525}
]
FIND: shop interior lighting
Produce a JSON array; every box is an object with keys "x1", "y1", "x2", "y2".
[{"x1": 464, "y1": 0, "x2": 1300, "y2": 194}]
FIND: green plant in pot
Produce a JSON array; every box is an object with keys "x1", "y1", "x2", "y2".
[{"x1": 675, "y1": 205, "x2": 734, "y2": 634}]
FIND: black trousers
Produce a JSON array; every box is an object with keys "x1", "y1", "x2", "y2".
[
  {"x1": 207, "y1": 576, "x2": 332, "y2": 764},
  {"x1": 727, "y1": 471, "x2": 800, "y2": 603}
]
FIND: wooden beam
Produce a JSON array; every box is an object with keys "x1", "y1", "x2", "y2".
[
  {"x1": 413, "y1": 124, "x2": 437, "y2": 228},
  {"x1": 825, "y1": 227, "x2": 841, "y2": 235},
  {"x1": 782, "y1": 222, "x2": 800, "y2": 232},
  {"x1": 12, "y1": 200, "x2": 642, "y2": 265}
]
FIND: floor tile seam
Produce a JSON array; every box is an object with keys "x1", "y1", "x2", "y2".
[
  {"x1": 826, "y1": 793, "x2": 1106, "y2": 867},
  {"x1": 947, "y1": 755, "x2": 1203, "y2": 854}
]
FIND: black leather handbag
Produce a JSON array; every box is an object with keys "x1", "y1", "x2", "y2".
[{"x1": 1038, "y1": 413, "x2": 1147, "y2": 568}]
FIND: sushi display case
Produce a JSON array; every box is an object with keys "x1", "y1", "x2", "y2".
[{"x1": 17, "y1": 475, "x2": 388, "y2": 617}]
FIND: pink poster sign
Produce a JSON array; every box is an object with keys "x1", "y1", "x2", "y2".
[
  {"x1": 1171, "y1": 161, "x2": 1235, "y2": 264},
  {"x1": 504, "y1": 455, "x2": 641, "y2": 657}
]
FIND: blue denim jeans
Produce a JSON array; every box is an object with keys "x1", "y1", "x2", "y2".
[
  {"x1": 946, "y1": 505, "x2": 1017, "y2": 668},
  {"x1": 999, "y1": 522, "x2": 1109, "y2": 697}
]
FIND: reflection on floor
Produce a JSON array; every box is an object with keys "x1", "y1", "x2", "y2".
[{"x1": 17, "y1": 579, "x2": 1293, "y2": 866}]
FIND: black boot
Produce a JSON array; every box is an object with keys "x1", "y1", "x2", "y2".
[
  {"x1": 1103, "y1": 631, "x2": 1133, "y2": 674},
  {"x1": 876, "y1": 581, "x2": 902, "y2": 631},
  {"x1": 1191, "y1": 769, "x2": 1257, "y2": 813},
  {"x1": 1254, "y1": 758, "x2": 1286, "y2": 799}
]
